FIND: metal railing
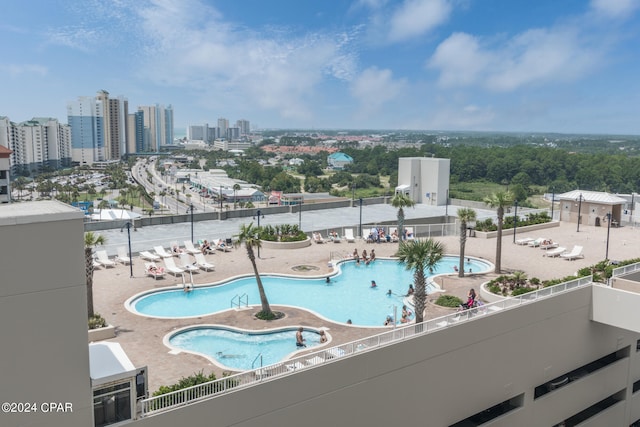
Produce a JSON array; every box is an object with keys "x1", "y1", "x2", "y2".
[
  {"x1": 138, "y1": 275, "x2": 592, "y2": 418},
  {"x1": 230, "y1": 293, "x2": 248, "y2": 309},
  {"x1": 611, "y1": 261, "x2": 640, "y2": 279}
]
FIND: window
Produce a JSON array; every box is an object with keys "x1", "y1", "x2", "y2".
[
  {"x1": 555, "y1": 389, "x2": 625, "y2": 426},
  {"x1": 449, "y1": 394, "x2": 524, "y2": 426},
  {"x1": 93, "y1": 381, "x2": 132, "y2": 427}
]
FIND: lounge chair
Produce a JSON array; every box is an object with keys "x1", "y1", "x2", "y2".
[
  {"x1": 115, "y1": 246, "x2": 131, "y2": 265},
  {"x1": 389, "y1": 227, "x2": 399, "y2": 242},
  {"x1": 215, "y1": 239, "x2": 231, "y2": 252},
  {"x1": 329, "y1": 232, "x2": 341, "y2": 243},
  {"x1": 560, "y1": 245, "x2": 584, "y2": 260},
  {"x1": 313, "y1": 232, "x2": 325, "y2": 244},
  {"x1": 183, "y1": 240, "x2": 202, "y2": 255},
  {"x1": 540, "y1": 240, "x2": 559, "y2": 250},
  {"x1": 344, "y1": 228, "x2": 356, "y2": 243},
  {"x1": 169, "y1": 241, "x2": 185, "y2": 256},
  {"x1": 144, "y1": 262, "x2": 165, "y2": 280},
  {"x1": 193, "y1": 253, "x2": 215, "y2": 271},
  {"x1": 544, "y1": 247, "x2": 567, "y2": 258},
  {"x1": 92, "y1": 259, "x2": 102, "y2": 269},
  {"x1": 162, "y1": 256, "x2": 185, "y2": 276},
  {"x1": 515, "y1": 237, "x2": 534, "y2": 245},
  {"x1": 139, "y1": 251, "x2": 161, "y2": 262},
  {"x1": 405, "y1": 227, "x2": 415, "y2": 240},
  {"x1": 154, "y1": 245, "x2": 173, "y2": 258},
  {"x1": 527, "y1": 237, "x2": 546, "y2": 247},
  {"x1": 95, "y1": 250, "x2": 116, "y2": 268},
  {"x1": 179, "y1": 253, "x2": 200, "y2": 274}
]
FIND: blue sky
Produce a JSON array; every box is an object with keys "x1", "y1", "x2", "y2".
[{"x1": 1, "y1": 0, "x2": 640, "y2": 134}]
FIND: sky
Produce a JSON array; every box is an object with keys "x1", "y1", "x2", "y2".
[{"x1": 1, "y1": 0, "x2": 640, "y2": 135}]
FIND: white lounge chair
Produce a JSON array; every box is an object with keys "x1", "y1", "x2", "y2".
[
  {"x1": 561, "y1": 245, "x2": 584, "y2": 260},
  {"x1": 544, "y1": 247, "x2": 567, "y2": 258},
  {"x1": 389, "y1": 227, "x2": 399, "y2": 242},
  {"x1": 405, "y1": 227, "x2": 415, "y2": 240},
  {"x1": 515, "y1": 237, "x2": 534, "y2": 245},
  {"x1": 92, "y1": 259, "x2": 101, "y2": 269},
  {"x1": 528, "y1": 238, "x2": 546, "y2": 248},
  {"x1": 540, "y1": 240, "x2": 559, "y2": 250},
  {"x1": 329, "y1": 232, "x2": 341, "y2": 243},
  {"x1": 115, "y1": 246, "x2": 131, "y2": 265},
  {"x1": 344, "y1": 228, "x2": 356, "y2": 243},
  {"x1": 169, "y1": 241, "x2": 185, "y2": 256},
  {"x1": 140, "y1": 251, "x2": 161, "y2": 262},
  {"x1": 144, "y1": 262, "x2": 165, "y2": 280},
  {"x1": 178, "y1": 253, "x2": 200, "y2": 273},
  {"x1": 193, "y1": 253, "x2": 215, "y2": 271},
  {"x1": 215, "y1": 239, "x2": 231, "y2": 252},
  {"x1": 183, "y1": 240, "x2": 202, "y2": 255},
  {"x1": 313, "y1": 232, "x2": 325, "y2": 243},
  {"x1": 154, "y1": 246, "x2": 173, "y2": 258},
  {"x1": 95, "y1": 250, "x2": 116, "y2": 268},
  {"x1": 162, "y1": 256, "x2": 185, "y2": 276}
]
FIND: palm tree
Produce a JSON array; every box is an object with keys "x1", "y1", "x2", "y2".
[
  {"x1": 483, "y1": 191, "x2": 514, "y2": 273},
  {"x1": 233, "y1": 183, "x2": 241, "y2": 209},
  {"x1": 397, "y1": 238, "x2": 445, "y2": 324},
  {"x1": 391, "y1": 193, "x2": 416, "y2": 241},
  {"x1": 457, "y1": 208, "x2": 477, "y2": 278},
  {"x1": 84, "y1": 232, "x2": 106, "y2": 318},
  {"x1": 234, "y1": 223, "x2": 273, "y2": 319}
]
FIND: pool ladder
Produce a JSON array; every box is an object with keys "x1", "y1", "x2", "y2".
[
  {"x1": 181, "y1": 272, "x2": 194, "y2": 291},
  {"x1": 231, "y1": 293, "x2": 248, "y2": 310},
  {"x1": 252, "y1": 353, "x2": 263, "y2": 370}
]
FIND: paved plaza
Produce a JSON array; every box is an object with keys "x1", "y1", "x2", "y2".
[{"x1": 93, "y1": 217, "x2": 640, "y2": 391}]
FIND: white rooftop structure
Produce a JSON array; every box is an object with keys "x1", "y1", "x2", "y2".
[{"x1": 558, "y1": 190, "x2": 627, "y2": 205}]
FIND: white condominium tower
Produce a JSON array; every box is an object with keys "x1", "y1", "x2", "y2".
[{"x1": 137, "y1": 104, "x2": 174, "y2": 151}]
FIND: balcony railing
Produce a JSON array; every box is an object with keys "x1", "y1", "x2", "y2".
[{"x1": 138, "y1": 275, "x2": 593, "y2": 417}]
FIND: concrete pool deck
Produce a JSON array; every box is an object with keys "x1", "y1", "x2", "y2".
[{"x1": 93, "y1": 220, "x2": 640, "y2": 391}]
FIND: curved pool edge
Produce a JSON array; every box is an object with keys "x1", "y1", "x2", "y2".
[{"x1": 163, "y1": 324, "x2": 331, "y2": 372}]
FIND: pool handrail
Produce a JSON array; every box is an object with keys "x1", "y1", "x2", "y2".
[{"x1": 138, "y1": 275, "x2": 593, "y2": 417}]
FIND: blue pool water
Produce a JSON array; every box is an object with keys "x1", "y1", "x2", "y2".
[
  {"x1": 169, "y1": 327, "x2": 322, "y2": 371},
  {"x1": 130, "y1": 257, "x2": 491, "y2": 326}
]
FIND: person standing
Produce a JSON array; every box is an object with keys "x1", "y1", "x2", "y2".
[{"x1": 296, "y1": 327, "x2": 306, "y2": 347}]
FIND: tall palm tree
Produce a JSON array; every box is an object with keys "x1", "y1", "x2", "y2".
[
  {"x1": 391, "y1": 193, "x2": 416, "y2": 241},
  {"x1": 234, "y1": 223, "x2": 273, "y2": 318},
  {"x1": 397, "y1": 238, "x2": 445, "y2": 324},
  {"x1": 483, "y1": 191, "x2": 514, "y2": 273},
  {"x1": 84, "y1": 231, "x2": 106, "y2": 318},
  {"x1": 233, "y1": 184, "x2": 241, "y2": 209},
  {"x1": 457, "y1": 208, "x2": 477, "y2": 278}
]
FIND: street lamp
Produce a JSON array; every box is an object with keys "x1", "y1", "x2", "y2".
[
  {"x1": 550, "y1": 187, "x2": 555, "y2": 221},
  {"x1": 605, "y1": 212, "x2": 612, "y2": 260},
  {"x1": 253, "y1": 209, "x2": 265, "y2": 258},
  {"x1": 576, "y1": 193, "x2": 584, "y2": 232},
  {"x1": 512, "y1": 199, "x2": 518, "y2": 244},
  {"x1": 359, "y1": 198, "x2": 363, "y2": 238},
  {"x1": 186, "y1": 203, "x2": 195, "y2": 242},
  {"x1": 445, "y1": 189, "x2": 449, "y2": 223},
  {"x1": 120, "y1": 221, "x2": 134, "y2": 278},
  {"x1": 298, "y1": 199, "x2": 302, "y2": 229}
]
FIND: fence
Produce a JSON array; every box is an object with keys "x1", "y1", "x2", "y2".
[{"x1": 138, "y1": 275, "x2": 592, "y2": 417}]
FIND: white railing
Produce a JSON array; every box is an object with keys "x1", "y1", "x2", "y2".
[
  {"x1": 611, "y1": 262, "x2": 640, "y2": 279},
  {"x1": 138, "y1": 275, "x2": 593, "y2": 417}
]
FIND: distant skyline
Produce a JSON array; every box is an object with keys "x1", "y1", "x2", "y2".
[{"x1": 1, "y1": 0, "x2": 640, "y2": 135}]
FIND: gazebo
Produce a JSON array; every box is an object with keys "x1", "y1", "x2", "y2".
[{"x1": 557, "y1": 190, "x2": 626, "y2": 227}]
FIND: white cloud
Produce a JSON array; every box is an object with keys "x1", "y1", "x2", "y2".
[
  {"x1": 388, "y1": 0, "x2": 452, "y2": 42},
  {"x1": 132, "y1": 0, "x2": 358, "y2": 121},
  {"x1": 590, "y1": 0, "x2": 639, "y2": 19},
  {"x1": 428, "y1": 26, "x2": 598, "y2": 92},
  {"x1": 0, "y1": 64, "x2": 48, "y2": 77},
  {"x1": 350, "y1": 67, "x2": 407, "y2": 117},
  {"x1": 424, "y1": 103, "x2": 496, "y2": 130}
]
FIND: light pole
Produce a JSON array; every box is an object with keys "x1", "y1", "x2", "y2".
[
  {"x1": 253, "y1": 209, "x2": 264, "y2": 258},
  {"x1": 512, "y1": 199, "x2": 518, "y2": 244},
  {"x1": 298, "y1": 200, "x2": 302, "y2": 229},
  {"x1": 576, "y1": 193, "x2": 584, "y2": 232},
  {"x1": 445, "y1": 189, "x2": 449, "y2": 223},
  {"x1": 120, "y1": 221, "x2": 134, "y2": 278},
  {"x1": 219, "y1": 185, "x2": 223, "y2": 211},
  {"x1": 359, "y1": 198, "x2": 363, "y2": 238},
  {"x1": 605, "y1": 212, "x2": 612, "y2": 260},
  {"x1": 186, "y1": 203, "x2": 195, "y2": 242},
  {"x1": 550, "y1": 187, "x2": 555, "y2": 221}
]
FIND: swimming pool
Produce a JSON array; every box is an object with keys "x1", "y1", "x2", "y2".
[
  {"x1": 167, "y1": 326, "x2": 324, "y2": 371},
  {"x1": 128, "y1": 257, "x2": 492, "y2": 326}
]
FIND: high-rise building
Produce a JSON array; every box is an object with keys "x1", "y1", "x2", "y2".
[
  {"x1": 0, "y1": 145, "x2": 11, "y2": 203},
  {"x1": 126, "y1": 111, "x2": 145, "y2": 155},
  {"x1": 96, "y1": 90, "x2": 129, "y2": 159},
  {"x1": 188, "y1": 124, "x2": 208, "y2": 141},
  {"x1": 236, "y1": 119, "x2": 250, "y2": 135},
  {"x1": 138, "y1": 104, "x2": 174, "y2": 151},
  {"x1": 0, "y1": 116, "x2": 71, "y2": 174},
  {"x1": 67, "y1": 96, "x2": 105, "y2": 165},
  {"x1": 217, "y1": 118, "x2": 229, "y2": 140}
]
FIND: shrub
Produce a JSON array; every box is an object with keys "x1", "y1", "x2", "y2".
[
  {"x1": 259, "y1": 224, "x2": 307, "y2": 242},
  {"x1": 88, "y1": 313, "x2": 107, "y2": 330},
  {"x1": 512, "y1": 287, "x2": 536, "y2": 296},
  {"x1": 434, "y1": 294, "x2": 463, "y2": 308}
]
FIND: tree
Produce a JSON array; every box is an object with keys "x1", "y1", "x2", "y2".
[
  {"x1": 84, "y1": 232, "x2": 106, "y2": 318},
  {"x1": 233, "y1": 184, "x2": 241, "y2": 209},
  {"x1": 483, "y1": 191, "x2": 514, "y2": 273},
  {"x1": 397, "y1": 238, "x2": 445, "y2": 324},
  {"x1": 234, "y1": 223, "x2": 274, "y2": 319},
  {"x1": 14, "y1": 176, "x2": 29, "y2": 200},
  {"x1": 391, "y1": 193, "x2": 416, "y2": 241},
  {"x1": 457, "y1": 208, "x2": 477, "y2": 278}
]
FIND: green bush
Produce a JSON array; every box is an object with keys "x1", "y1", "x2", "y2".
[
  {"x1": 434, "y1": 294, "x2": 463, "y2": 308},
  {"x1": 259, "y1": 224, "x2": 307, "y2": 242},
  {"x1": 512, "y1": 287, "x2": 536, "y2": 296},
  {"x1": 88, "y1": 313, "x2": 107, "y2": 330},
  {"x1": 153, "y1": 370, "x2": 217, "y2": 397}
]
